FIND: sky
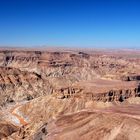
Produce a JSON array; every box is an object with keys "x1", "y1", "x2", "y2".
[{"x1": 0, "y1": 0, "x2": 140, "y2": 48}]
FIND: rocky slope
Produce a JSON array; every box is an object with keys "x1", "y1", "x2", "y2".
[{"x1": 45, "y1": 110, "x2": 140, "y2": 140}]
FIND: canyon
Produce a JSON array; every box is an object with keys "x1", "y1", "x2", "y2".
[{"x1": 0, "y1": 48, "x2": 140, "y2": 140}]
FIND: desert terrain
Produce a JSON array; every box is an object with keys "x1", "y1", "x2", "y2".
[{"x1": 0, "y1": 48, "x2": 140, "y2": 140}]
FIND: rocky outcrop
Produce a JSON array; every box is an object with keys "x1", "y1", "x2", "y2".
[
  {"x1": 84, "y1": 88, "x2": 140, "y2": 102},
  {"x1": 0, "y1": 67, "x2": 52, "y2": 106},
  {"x1": 54, "y1": 84, "x2": 140, "y2": 102},
  {"x1": 122, "y1": 75, "x2": 140, "y2": 81},
  {"x1": 0, "y1": 121, "x2": 18, "y2": 139}
]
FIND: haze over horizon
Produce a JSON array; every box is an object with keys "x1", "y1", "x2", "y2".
[{"x1": 0, "y1": 0, "x2": 140, "y2": 49}]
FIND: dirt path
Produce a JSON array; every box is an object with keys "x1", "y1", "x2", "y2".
[
  {"x1": 11, "y1": 105, "x2": 28, "y2": 126},
  {"x1": 1, "y1": 101, "x2": 29, "y2": 127}
]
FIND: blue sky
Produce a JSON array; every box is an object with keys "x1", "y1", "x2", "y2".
[{"x1": 0, "y1": 0, "x2": 140, "y2": 48}]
